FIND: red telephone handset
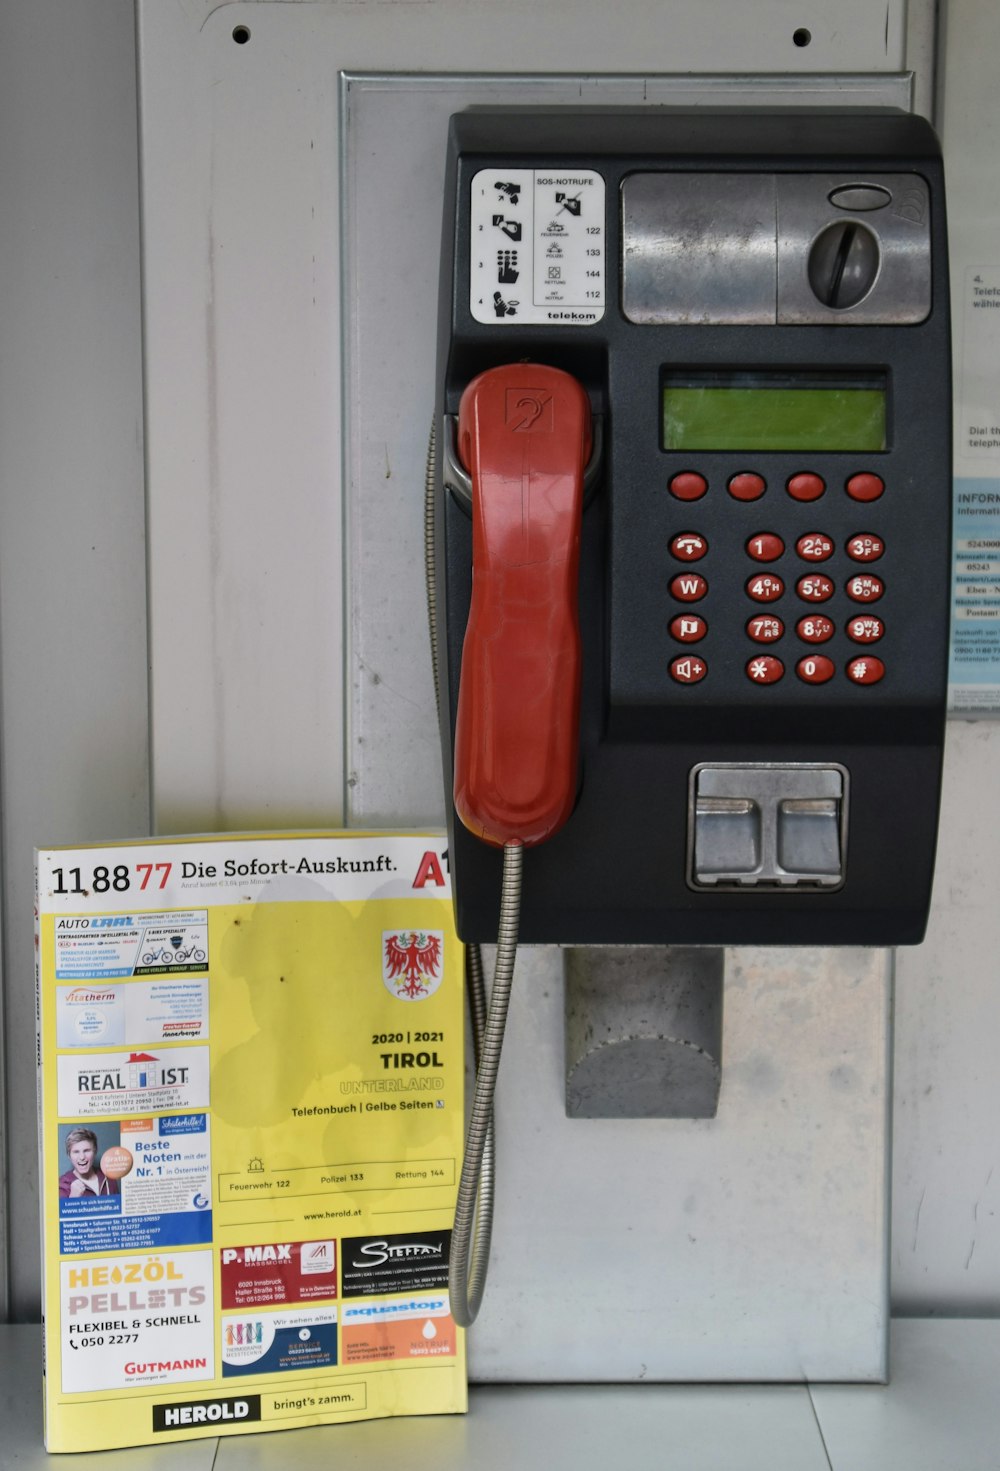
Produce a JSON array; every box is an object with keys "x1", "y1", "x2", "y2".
[{"x1": 452, "y1": 364, "x2": 592, "y2": 848}]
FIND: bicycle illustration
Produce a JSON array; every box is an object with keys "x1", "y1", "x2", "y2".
[{"x1": 141, "y1": 934, "x2": 206, "y2": 966}]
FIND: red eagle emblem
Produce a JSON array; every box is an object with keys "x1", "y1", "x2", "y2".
[{"x1": 383, "y1": 931, "x2": 443, "y2": 999}]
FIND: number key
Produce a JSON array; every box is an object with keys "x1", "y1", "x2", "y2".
[
  {"x1": 847, "y1": 533, "x2": 884, "y2": 562},
  {"x1": 746, "y1": 573, "x2": 784, "y2": 603},
  {"x1": 797, "y1": 615, "x2": 835, "y2": 643},
  {"x1": 797, "y1": 574, "x2": 834, "y2": 602},
  {"x1": 747, "y1": 615, "x2": 784, "y2": 642},
  {"x1": 796, "y1": 533, "x2": 834, "y2": 561},
  {"x1": 746, "y1": 532, "x2": 784, "y2": 562}
]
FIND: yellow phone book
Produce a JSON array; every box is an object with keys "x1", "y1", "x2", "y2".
[{"x1": 35, "y1": 832, "x2": 466, "y2": 1452}]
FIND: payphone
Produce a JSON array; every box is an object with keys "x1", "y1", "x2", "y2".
[
  {"x1": 432, "y1": 108, "x2": 950, "y2": 1323},
  {"x1": 435, "y1": 108, "x2": 950, "y2": 949}
]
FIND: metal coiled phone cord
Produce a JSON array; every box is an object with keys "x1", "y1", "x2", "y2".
[{"x1": 424, "y1": 420, "x2": 522, "y2": 1326}]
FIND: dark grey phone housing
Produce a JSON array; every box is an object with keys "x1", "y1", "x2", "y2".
[{"x1": 434, "y1": 109, "x2": 950, "y2": 946}]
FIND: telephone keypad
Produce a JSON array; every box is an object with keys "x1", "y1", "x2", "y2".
[
  {"x1": 671, "y1": 614, "x2": 707, "y2": 642},
  {"x1": 847, "y1": 615, "x2": 884, "y2": 643},
  {"x1": 669, "y1": 471, "x2": 708, "y2": 501},
  {"x1": 746, "y1": 532, "x2": 784, "y2": 561},
  {"x1": 786, "y1": 472, "x2": 826, "y2": 502},
  {"x1": 846, "y1": 472, "x2": 885, "y2": 502},
  {"x1": 797, "y1": 573, "x2": 834, "y2": 602},
  {"x1": 747, "y1": 615, "x2": 784, "y2": 642},
  {"x1": 728, "y1": 472, "x2": 767, "y2": 501},
  {"x1": 847, "y1": 656, "x2": 885, "y2": 684},
  {"x1": 846, "y1": 534, "x2": 884, "y2": 562},
  {"x1": 671, "y1": 655, "x2": 708, "y2": 683},
  {"x1": 797, "y1": 654, "x2": 835, "y2": 684},
  {"x1": 746, "y1": 655, "x2": 784, "y2": 683},
  {"x1": 797, "y1": 615, "x2": 835, "y2": 643},
  {"x1": 746, "y1": 573, "x2": 785, "y2": 602},
  {"x1": 671, "y1": 572, "x2": 708, "y2": 601},
  {"x1": 796, "y1": 533, "x2": 834, "y2": 561},
  {"x1": 666, "y1": 467, "x2": 892, "y2": 688},
  {"x1": 846, "y1": 574, "x2": 884, "y2": 602},
  {"x1": 670, "y1": 532, "x2": 709, "y2": 560}
]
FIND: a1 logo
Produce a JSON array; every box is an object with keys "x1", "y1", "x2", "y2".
[{"x1": 412, "y1": 851, "x2": 447, "y2": 889}]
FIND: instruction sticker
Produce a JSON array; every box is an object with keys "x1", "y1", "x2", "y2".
[
  {"x1": 951, "y1": 266, "x2": 1000, "y2": 709},
  {"x1": 950, "y1": 478, "x2": 1000, "y2": 710},
  {"x1": 470, "y1": 168, "x2": 605, "y2": 325}
]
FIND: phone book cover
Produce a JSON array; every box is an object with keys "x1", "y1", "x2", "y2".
[{"x1": 35, "y1": 832, "x2": 466, "y2": 1453}]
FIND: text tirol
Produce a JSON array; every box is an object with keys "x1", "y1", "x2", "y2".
[{"x1": 380, "y1": 1052, "x2": 443, "y2": 1069}]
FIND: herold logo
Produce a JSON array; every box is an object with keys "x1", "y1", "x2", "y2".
[{"x1": 152, "y1": 1395, "x2": 261, "y2": 1432}]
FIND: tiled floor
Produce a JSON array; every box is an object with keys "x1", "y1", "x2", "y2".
[{"x1": 5, "y1": 1320, "x2": 996, "y2": 1468}]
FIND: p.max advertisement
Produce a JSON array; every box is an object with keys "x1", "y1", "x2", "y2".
[{"x1": 37, "y1": 833, "x2": 466, "y2": 1453}]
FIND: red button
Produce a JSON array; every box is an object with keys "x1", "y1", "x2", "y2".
[
  {"x1": 847, "y1": 615, "x2": 884, "y2": 643},
  {"x1": 728, "y1": 472, "x2": 766, "y2": 501},
  {"x1": 797, "y1": 654, "x2": 835, "y2": 684},
  {"x1": 669, "y1": 472, "x2": 708, "y2": 501},
  {"x1": 846, "y1": 472, "x2": 885, "y2": 502},
  {"x1": 847, "y1": 655, "x2": 885, "y2": 685},
  {"x1": 847, "y1": 533, "x2": 884, "y2": 562},
  {"x1": 797, "y1": 615, "x2": 835, "y2": 643},
  {"x1": 847, "y1": 574, "x2": 884, "y2": 603},
  {"x1": 796, "y1": 574, "x2": 834, "y2": 602},
  {"x1": 746, "y1": 573, "x2": 784, "y2": 603},
  {"x1": 796, "y1": 533, "x2": 834, "y2": 561},
  {"x1": 670, "y1": 655, "x2": 707, "y2": 683},
  {"x1": 671, "y1": 532, "x2": 708, "y2": 561},
  {"x1": 746, "y1": 532, "x2": 784, "y2": 562},
  {"x1": 670, "y1": 614, "x2": 707, "y2": 642},
  {"x1": 671, "y1": 573, "x2": 708, "y2": 602},
  {"x1": 787, "y1": 472, "x2": 826, "y2": 502},
  {"x1": 746, "y1": 655, "x2": 784, "y2": 684},
  {"x1": 746, "y1": 615, "x2": 784, "y2": 642}
]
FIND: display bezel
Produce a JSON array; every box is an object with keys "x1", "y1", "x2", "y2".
[{"x1": 661, "y1": 370, "x2": 889, "y2": 453}]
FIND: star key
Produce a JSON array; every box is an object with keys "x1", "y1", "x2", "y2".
[{"x1": 746, "y1": 655, "x2": 784, "y2": 684}]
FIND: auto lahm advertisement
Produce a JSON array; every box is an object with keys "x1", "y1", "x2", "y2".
[{"x1": 35, "y1": 832, "x2": 466, "y2": 1452}]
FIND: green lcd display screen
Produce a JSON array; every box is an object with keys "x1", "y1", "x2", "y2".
[{"x1": 662, "y1": 371, "x2": 888, "y2": 452}]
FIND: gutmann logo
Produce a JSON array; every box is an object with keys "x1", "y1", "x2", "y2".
[{"x1": 353, "y1": 1240, "x2": 445, "y2": 1268}]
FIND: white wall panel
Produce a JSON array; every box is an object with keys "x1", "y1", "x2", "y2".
[
  {"x1": 0, "y1": 0, "x2": 148, "y2": 1317},
  {"x1": 137, "y1": 0, "x2": 918, "y2": 833},
  {"x1": 890, "y1": 0, "x2": 1000, "y2": 1314},
  {"x1": 9, "y1": 0, "x2": 978, "y2": 1335},
  {"x1": 894, "y1": 725, "x2": 1000, "y2": 1312}
]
